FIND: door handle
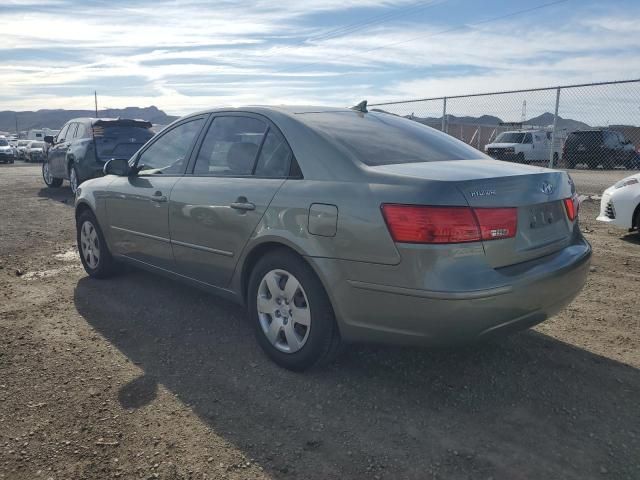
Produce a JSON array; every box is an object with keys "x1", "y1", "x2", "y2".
[
  {"x1": 230, "y1": 196, "x2": 255, "y2": 211},
  {"x1": 150, "y1": 191, "x2": 167, "y2": 203}
]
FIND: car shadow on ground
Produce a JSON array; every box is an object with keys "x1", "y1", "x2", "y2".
[
  {"x1": 74, "y1": 270, "x2": 640, "y2": 479},
  {"x1": 37, "y1": 185, "x2": 74, "y2": 205},
  {"x1": 621, "y1": 232, "x2": 640, "y2": 245}
]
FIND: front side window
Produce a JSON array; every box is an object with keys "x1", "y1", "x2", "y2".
[
  {"x1": 523, "y1": 133, "x2": 533, "y2": 144},
  {"x1": 136, "y1": 119, "x2": 204, "y2": 175},
  {"x1": 193, "y1": 116, "x2": 267, "y2": 176},
  {"x1": 67, "y1": 123, "x2": 79, "y2": 140},
  {"x1": 254, "y1": 129, "x2": 292, "y2": 177},
  {"x1": 57, "y1": 124, "x2": 70, "y2": 143}
]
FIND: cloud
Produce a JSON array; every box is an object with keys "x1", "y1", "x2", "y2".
[{"x1": 0, "y1": 0, "x2": 638, "y2": 124}]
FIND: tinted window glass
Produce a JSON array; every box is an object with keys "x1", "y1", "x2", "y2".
[
  {"x1": 193, "y1": 116, "x2": 266, "y2": 175},
  {"x1": 0, "y1": 139, "x2": 8, "y2": 146},
  {"x1": 566, "y1": 131, "x2": 603, "y2": 145},
  {"x1": 300, "y1": 111, "x2": 485, "y2": 166},
  {"x1": 523, "y1": 133, "x2": 533, "y2": 144},
  {"x1": 254, "y1": 129, "x2": 292, "y2": 177},
  {"x1": 94, "y1": 125, "x2": 154, "y2": 159},
  {"x1": 137, "y1": 119, "x2": 203, "y2": 175}
]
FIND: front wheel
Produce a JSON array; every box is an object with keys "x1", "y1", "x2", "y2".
[
  {"x1": 42, "y1": 160, "x2": 63, "y2": 187},
  {"x1": 76, "y1": 210, "x2": 118, "y2": 278},
  {"x1": 248, "y1": 249, "x2": 341, "y2": 371}
]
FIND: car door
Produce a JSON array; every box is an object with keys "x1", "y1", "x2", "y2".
[
  {"x1": 48, "y1": 123, "x2": 71, "y2": 177},
  {"x1": 169, "y1": 114, "x2": 292, "y2": 288},
  {"x1": 522, "y1": 132, "x2": 534, "y2": 161},
  {"x1": 104, "y1": 116, "x2": 206, "y2": 271}
]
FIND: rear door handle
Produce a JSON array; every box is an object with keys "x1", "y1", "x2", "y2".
[{"x1": 230, "y1": 197, "x2": 255, "y2": 211}]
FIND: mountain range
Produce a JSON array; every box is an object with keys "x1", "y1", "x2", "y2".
[
  {"x1": 0, "y1": 106, "x2": 178, "y2": 133},
  {"x1": 401, "y1": 111, "x2": 591, "y2": 131}
]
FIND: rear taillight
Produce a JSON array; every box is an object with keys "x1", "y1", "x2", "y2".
[
  {"x1": 473, "y1": 208, "x2": 518, "y2": 241},
  {"x1": 381, "y1": 204, "x2": 517, "y2": 244},
  {"x1": 563, "y1": 196, "x2": 579, "y2": 221}
]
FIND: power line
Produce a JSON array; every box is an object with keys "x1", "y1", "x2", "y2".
[
  {"x1": 276, "y1": 0, "x2": 570, "y2": 74},
  {"x1": 306, "y1": 0, "x2": 449, "y2": 43}
]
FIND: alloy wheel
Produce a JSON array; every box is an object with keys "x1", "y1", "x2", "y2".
[
  {"x1": 80, "y1": 220, "x2": 100, "y2": 270},
  {"x1": 257, "y1": 269, "x2": 311, "y2": 353}
]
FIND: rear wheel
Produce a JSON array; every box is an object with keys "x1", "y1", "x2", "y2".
[
  {"x1": 69, "y1": 164, "x2": 80, "y2": 195},
  {"x1": 248, "y1": 249, "x2": 341, "y2": 371},
  {"x1": 516, "y1": 153, "x2": 525, "y2": 163},
  {"x1": 76, "y1": 209, "x2": 118, "y2": 278},
  {"x1": 42, "y1": 160, "x2": 63, "y2": 187}
]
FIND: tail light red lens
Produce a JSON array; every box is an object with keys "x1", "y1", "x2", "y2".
[
  {"x1": 381, "y1": 204, "x2": 517, "y2": 244},
  {"x1": 473, "y1": 208, "x2": 518, "y2": 241},
  {"x1": 563, "y1": 196, "x2": 579, "y2": 221}
]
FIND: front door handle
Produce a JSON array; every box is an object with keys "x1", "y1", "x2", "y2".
[
  {"x1": 150, "y1": 191, "x2": 167, "y2": 203},
  {"x1": 230, "y1": 196, "x2": 255, "y2": 211}
]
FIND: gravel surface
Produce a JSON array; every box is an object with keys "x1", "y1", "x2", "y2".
[{"x1": 1, "y1": 163, "x2": 639, "y2": 480}]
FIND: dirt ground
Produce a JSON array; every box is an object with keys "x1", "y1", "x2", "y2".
[{"x1": 1, "y1": 163, "x2": 639, "y2": 480}]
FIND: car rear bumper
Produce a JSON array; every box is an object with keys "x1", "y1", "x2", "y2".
[{"x1": 310, "y1": 236, "x2": 592, "y2": 346}]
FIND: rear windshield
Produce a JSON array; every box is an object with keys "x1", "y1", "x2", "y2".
[
  {"x1": 93, "y1": 125, "x2": 154, "y2": 159},
  {"x1": 29, "y1": 142, "x2": 44, "y2": 148},
  {"x1": 566, "y1": 131, "x2": 603, "y2": 144},
  {"x1": 299, "y1": 111, "x2": 484, "y2": 166},
  {"x1": 0, "y1": 139, "x2": 8, "y2": 146},
  {"x1": 18, "y1": 141, "x2": 29, "y2": 146},
  {"x1": 495, "y1": 132, "x2": 525, "y2": 143}
]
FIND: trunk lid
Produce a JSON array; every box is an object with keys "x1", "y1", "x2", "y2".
[{"x1": 372, "y1": 160, "x2": 575, "y2": 267}]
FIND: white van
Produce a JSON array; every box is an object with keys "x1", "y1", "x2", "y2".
[{"x1": 485, "y1": 129, "x2": 561, "y2": 164}]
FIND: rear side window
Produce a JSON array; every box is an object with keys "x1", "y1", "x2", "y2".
[
  {"x1": 299, "y1": 111, "x2": 485, "y2": 166},
  {"x1": 93, "y1": 125, "x2": 155, "y2": 159},
  {"x1": 193, "y1": 116, "x2": 267, "y2": 175},
  {"x1": 254, "y1": 129, "x2": 292, "y2": 178},
  {"x1": 75, "y1": 124, "x2": 88, "y2": 139}
]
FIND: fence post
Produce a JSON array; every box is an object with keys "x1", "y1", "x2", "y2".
[
  {"x1": 549, "y1": 87, "x2": 561, "y2": 168},
  {"x1": 441, "y1": 97, "x2": 447, "y2": 133}
]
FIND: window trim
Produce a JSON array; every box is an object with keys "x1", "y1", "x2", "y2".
[
  {"x1": 131, "y1": 114, "x2": 209, "y2": 177},
  {"x1": 186, "y1": 111, "x2": 302, "y2": 179}
]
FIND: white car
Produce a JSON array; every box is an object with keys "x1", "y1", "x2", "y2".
[{"x1": 597, "y1": 173, "x2": 640, "y2": 232}]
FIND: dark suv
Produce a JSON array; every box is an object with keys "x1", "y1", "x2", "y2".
[
  {"x1": 43, "y1": 118, "x2": 155, "y2": 193},
  {"x1": 564, "y1": 129, "x2": 636, "y2": 169}
]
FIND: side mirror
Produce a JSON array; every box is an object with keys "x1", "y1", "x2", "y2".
[
  {"x1": 44, "y1": 135, "x2": 54, "y2": 144},
  {"x1": 104, "y1": 158, "x2": 131, "y2": 176}
]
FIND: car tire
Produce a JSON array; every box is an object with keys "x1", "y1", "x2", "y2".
[
  {"x1": 69, "y1": 164, "x2": 80, "y2": 195},
  {"x1": 516, "y1": 153, "x2": 525, "y2": 163},
  {"x1": 76, "y1": 209, "x2": 118, "y2": 279},
  {"x1": 248, "y1": 248, "x2": 341, "y2": 371},
  {"x1": 42, "y1": 160, "x2": 63, "y2": 187}
]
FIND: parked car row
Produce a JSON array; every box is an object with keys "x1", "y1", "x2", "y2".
[{"x1": 485, "y1": 128, "x2": 638, "y2": 170}]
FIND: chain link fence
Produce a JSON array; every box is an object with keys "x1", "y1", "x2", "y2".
[{"x1": 370, "y1": 79, "x2": 640, "y2": 174}]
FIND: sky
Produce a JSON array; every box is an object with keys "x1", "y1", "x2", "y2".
[{"x1": 1, "y1": 0, "x2": 639, "y2": 123}]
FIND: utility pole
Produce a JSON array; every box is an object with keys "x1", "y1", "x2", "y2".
[
  {"x1": 15, "y1": 113, "x2": 18, "y2": 136},
  {"x1": 94, "y1": 91, "x2": 98, "y2": 117}
]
